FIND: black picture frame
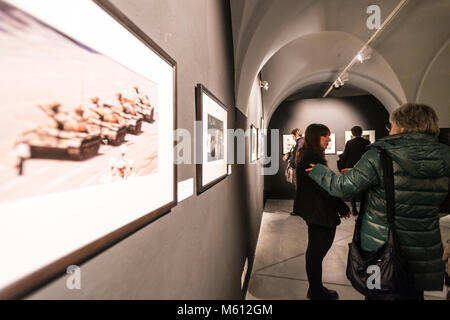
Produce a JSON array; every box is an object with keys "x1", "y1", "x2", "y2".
[
  {"x1": 250, "y1": 124, "x2": 257, "y2": 163},
  {"x1": 195, "y1": 84, "x2": 228, "y2": 194}
]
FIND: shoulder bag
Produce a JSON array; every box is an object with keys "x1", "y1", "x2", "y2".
[{"x1": 346, "y1": 148, "x2": 416, "y2": 299}]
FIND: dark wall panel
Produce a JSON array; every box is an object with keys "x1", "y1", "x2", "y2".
[{"x1": 265, "y1": 95, "x2": 389, "y2": 200}]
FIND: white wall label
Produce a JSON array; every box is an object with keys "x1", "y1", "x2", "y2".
[
  {"x1": 228, "y1": 164, "x2": 232, "y2": 175},
  {"x1": 177, "y1": 178, "x2": 194, "y2": 202}
]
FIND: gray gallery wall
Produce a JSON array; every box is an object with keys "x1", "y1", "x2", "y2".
[
  {"x1": 265, "y1": 95, "x2": 390, "y2": 200},
  {"x1": 26, "y1": 0, "x2": 264, "y2": 299}
]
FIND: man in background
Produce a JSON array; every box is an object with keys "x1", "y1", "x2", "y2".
[
  {"x1": 337, "y1": 126, "x2": 370, "y2": 215},
  {"x1": 283, "y1": 128, "x2": 304, "y2": 215}
]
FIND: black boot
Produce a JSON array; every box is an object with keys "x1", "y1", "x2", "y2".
[{"x1": 307, "y1": 287, "x2": 339, "y2": 300}]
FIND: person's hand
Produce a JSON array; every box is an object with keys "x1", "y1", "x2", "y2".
[
  {"x1": 305, "y1": 163, "x2": 315, "y2": 172},
  {"x1": 340, "y1": 168, "x2": 351, "y2": 174},
  {"x1": 283, "y1": 154, "x2": 288, "y2": 161}
]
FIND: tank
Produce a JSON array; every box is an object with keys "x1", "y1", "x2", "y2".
[
  {"x1": 132, "y1": 87, "x2": 156, "y2": 123},
  {"x1": 87, "y1": 98, "x2": 128, "y2": 146},
  {"x1": 16, "y1": 103, "x2": 102, "y2": 161},
  {"x1": 92, "y1": 97, "x2": 142, "y2": 135}
]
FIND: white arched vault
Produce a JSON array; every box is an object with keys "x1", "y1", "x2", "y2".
[
  {"x1": 230, "y1": 0, "x2": 401, "y2": 115},
  {"x1": 261, "y1": 31, "x2": 407, "y2": 123},
  {"x1": 230, "y1": 0, "x2": 450, "y2": 126},
  {"x1": 266, "y1": 71, "x2": 405, "y2": 124}
]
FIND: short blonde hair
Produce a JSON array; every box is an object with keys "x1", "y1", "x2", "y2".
[{"x1": 390, "y1": 103, "x2": 440, "y2": 136}]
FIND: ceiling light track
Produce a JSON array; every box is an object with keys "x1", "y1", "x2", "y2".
[{"x1": 323, "y1": 0, "x2": 410, "y2": 98}]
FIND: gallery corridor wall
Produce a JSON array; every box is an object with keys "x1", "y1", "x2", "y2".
[{"x1": 26, "y1": 0, "x2": 263, "y2": 299}]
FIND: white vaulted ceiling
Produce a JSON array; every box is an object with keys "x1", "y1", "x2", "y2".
[{"x1": 230, "y1": 0, "x2": 450, "y2": 127}]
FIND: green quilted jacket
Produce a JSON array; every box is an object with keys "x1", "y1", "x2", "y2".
[{"x1": 309, "y1": 133, "x2": 450, "y2": 291}]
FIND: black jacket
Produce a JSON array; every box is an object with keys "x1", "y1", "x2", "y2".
[
  {"x1": 293, "y1": 149, "x2": 349, "y2": 228},
  {"x1": 338, "y1": 136, "x2": 370, "y2": 170},
  {"x1": 287, "y1": 137, "x2": 304, "y2": 169}
]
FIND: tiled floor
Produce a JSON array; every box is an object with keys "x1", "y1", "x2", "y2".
[{"x1": 246, "y1": 199, "x2": 450, "y2": 300}]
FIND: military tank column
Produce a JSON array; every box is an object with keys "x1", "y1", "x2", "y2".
[
  {"x1": 92, "y1": 96, "x2": 143, "y2": 135},
  {"x1": 16, "y1": 102, "x2": 102, "y2": 162},
  {"x1": 14, "y1": 87, "x2": 156, "y2": 176}
]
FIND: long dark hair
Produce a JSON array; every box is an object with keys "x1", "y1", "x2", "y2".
[{"x1": 296, "y1": 123, "x2": 330, "y2": 165}]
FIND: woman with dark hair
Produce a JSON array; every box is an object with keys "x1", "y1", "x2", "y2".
[{"x1": 293, "y1": 124, "x2": 350, "y2": 300}]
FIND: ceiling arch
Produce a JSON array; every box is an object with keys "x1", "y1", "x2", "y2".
[
  {"x1": 230, "y1": 0, "x2": 450, "y2": 126},
  {"x1": 415, "y1": 39, "x2": 450, "y2": 127},
  {"x1": 266, "y1": 71, "x2": 403, "y2": 123},
  {"x1": 261, "y1": 31, "x2": 406, "y2": 121}
]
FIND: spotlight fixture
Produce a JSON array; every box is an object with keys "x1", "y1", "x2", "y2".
[
  {"x1": 259, "y1": 80, "x2": 269, "y2": 91},
  {"x1": 332, "y1": 73, "x2": 349, "y2": 90},
  {"x1": 323, "y1": 1, "x2": 409, "y2": 98},
  {"x1": 356, "y1": 47, "x2": 373, "y2": 64},
  {"x1": 332, "y1": 79, "x2": 342, "y2": 90}
]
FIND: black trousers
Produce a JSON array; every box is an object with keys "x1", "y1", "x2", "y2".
[
  {"x1": 350, "y1": 198, "x2": 358, "y2": 215},
  {"x1": 305, "y1": 223, "x2": 336, "y2": 294}
]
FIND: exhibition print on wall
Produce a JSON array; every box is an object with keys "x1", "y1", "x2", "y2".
[
  {"x1": 257, "y1": 118, "x2": 263, "y2": 159},
  {"x1": 283, "y1": 134, "x2": 296, "y2": 154},
  {"x1": 207, "y1": 114, "x2": 225, "y2": 162},
  {"x1": 259, "y1": 117, "x2": 264, "y2": 158},
  {"x1": 250, "y1": 125, "x2": 257, "y2": 163},
  {"x1": 1, "y1": 1, "x2": 159, "y2": 201},
  {"x1": 325, "y1": 133, "x2": 336, "y2": 154},
  {"x1": 0, "y1": 0, "x2": 176, "y2": 299},
  {"x1": 196, "y1": 84, "x2": 228, "y2": 194},
  {"x1": 345, "y1": 130, "x2": 376, "y2": 144}
]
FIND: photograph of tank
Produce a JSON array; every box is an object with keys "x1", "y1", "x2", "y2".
[
  {"x1": 0, "y1": 1, "x2": 159, "y2": 202},
  {"x1": 207, "y1": 114, "x2": 224, "y2": 162}
]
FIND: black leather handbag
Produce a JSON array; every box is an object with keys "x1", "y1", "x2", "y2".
[{"x1": 346, "y1": 148, "x2": 416, "y2": 300}]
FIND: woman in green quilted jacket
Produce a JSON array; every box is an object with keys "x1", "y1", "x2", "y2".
[{"x1": 307, "y1": 103, "x2": 450, "y2": 299}]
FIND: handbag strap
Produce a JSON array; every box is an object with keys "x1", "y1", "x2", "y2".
[
  {"x1": 379, "y1": 148, "x2": 395, "y2": 227},
  {"x1": 352, "y1": 147, "x2": 396, "y2": 241}
]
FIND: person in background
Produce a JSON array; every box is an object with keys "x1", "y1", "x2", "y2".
[
  {"x1": 307, "y1": 103, "x2": 449, "y2": 299},
  {"x1": 338, "y1": 126, "x2": 370, "y2": 215},
  {"x1": 283, "y1": 128, "x2": 304, "y2": 171},
  {"x1": 283, "y1": 128, "x2": 304, "y2": 215},
  {"x1": 293, "y1": 124, "x2": 350, "y2": 300}
]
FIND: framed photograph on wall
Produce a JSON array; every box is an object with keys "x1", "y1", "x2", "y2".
[
  {"x1": 325, "y1": 133, "x2": 336, "y2": 154},
  {"x1": 196, "y1": 84, "x2": 228, "y2": 194},
  {"x1": 250, "y1": 125, "x2": 257, "y2": 163},
  {"x1": 0, "y1": 0, "x2": 177, "y2": 299},
  {"x1": 345, "y1": 130, "x2": 376, "y2": 144},
  {"x1": 283, "y1": 134, "x2": 296, "y2": 154},
  {"x1": 257, "y1": 117, "x2": 264, "y2": 159},
  {"x1": 257, "y1": 128, "x2": 262, "y2": 159}
]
